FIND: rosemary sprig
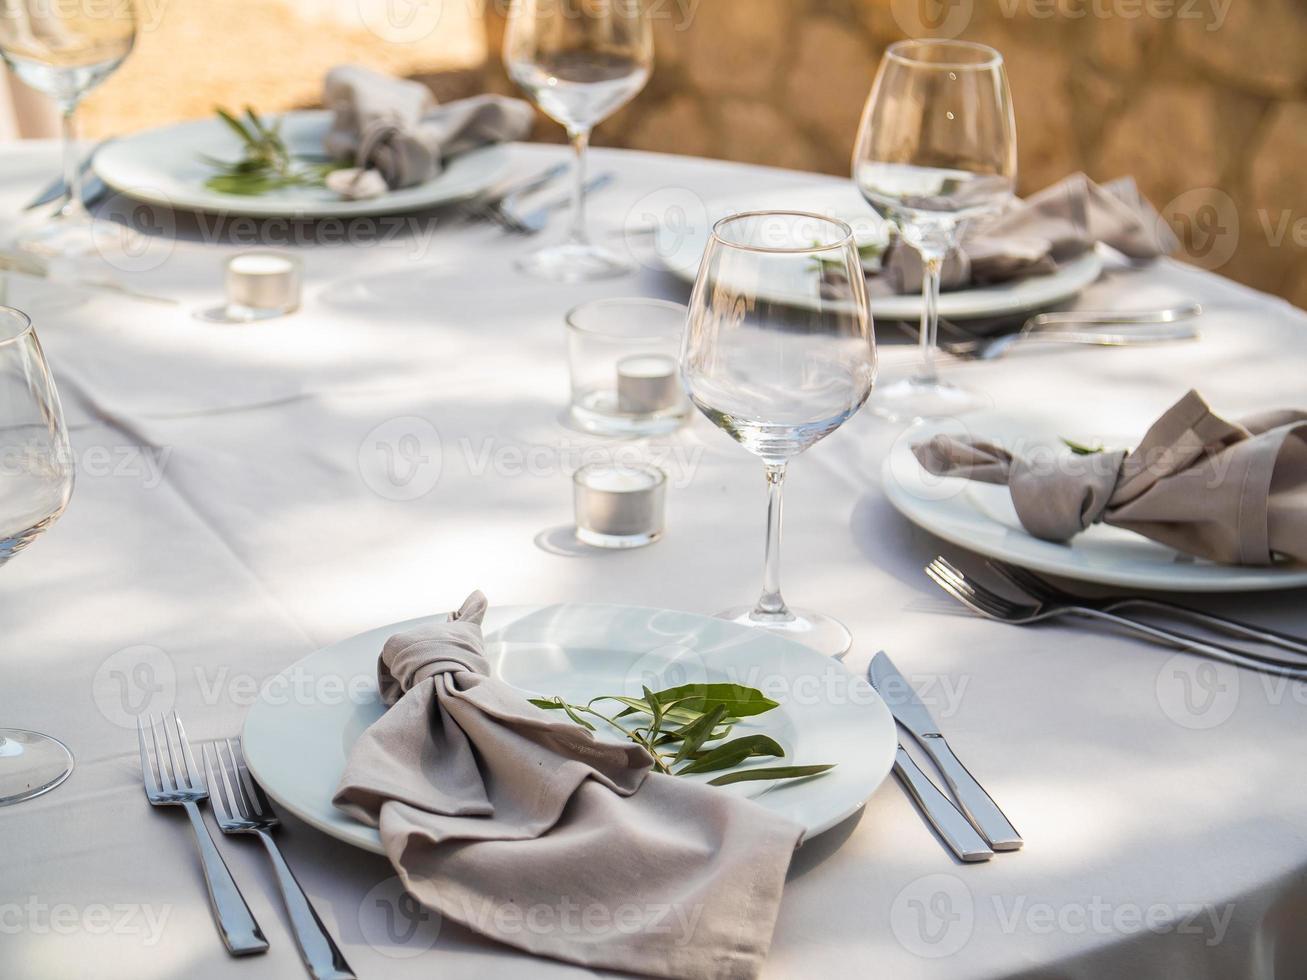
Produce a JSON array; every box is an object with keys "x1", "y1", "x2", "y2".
[
  {"x1": 202, "y1": 106, "x2": 344, "y2": 196},
  {"x1": 530, "y1": 683, "x2": 835, "y2": 786}
]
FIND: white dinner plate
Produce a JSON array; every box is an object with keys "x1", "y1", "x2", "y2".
[
  {"x1": 884, "y1": 409, "x2": 1307, "y2": 592},
  {"x1": 242, "y1": 603, "x2": 897, "y2": 847},
  {"x1": 656, "y1": 185, "x2": 1103, "y2": 321},
  {"x1": 94, "y1": 110, "x2": 511, "y2": 218}
]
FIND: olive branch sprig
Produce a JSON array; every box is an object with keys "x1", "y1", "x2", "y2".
[{"x1": 530, "y1": 683, "x2": 834, "y2": 787}]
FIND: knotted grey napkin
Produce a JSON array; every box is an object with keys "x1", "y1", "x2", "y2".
[
  {"x1": 913, "y1": 391, "x2": 1307, "y2": 566},
  {"x1": 877, "y1": 173, "x2": 1179, "y2": 295},
  {"x1": 322, "y1": 65, "x2": 534, "y2": 189},
  {"x1": 333, "y1": 593, "x2": 803, "y2": 980}
]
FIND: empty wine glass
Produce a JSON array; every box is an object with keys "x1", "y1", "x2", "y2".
[
  {"x1": 0, "y1": 0, "x2": 136, "y2": 256},
  {"x1": 504, "y1": 0, "x2": 652, "y2": 282},
  {"x1": 681, "y1": 212, "x2": 877, "y2": 657},
  {"x1": 0, "y1": 306, "x2": 75, "y2": 806},
  {"x1": 853, "y1": 40, "x2": 1016, "y2": 421}
]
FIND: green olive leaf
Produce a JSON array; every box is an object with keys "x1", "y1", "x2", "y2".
[
  {"x1": 707, "y1": 765, "x2": 836, "y2": 786},
  {"x1": 647, "y1": 684, "x2": 779, "y2": 718},
  {"x1": 676, "y1": 735, "x2": 785, "y2": 775},
  {"x1": 671, "y1": 704, "x2": 728, "y2": 767}
]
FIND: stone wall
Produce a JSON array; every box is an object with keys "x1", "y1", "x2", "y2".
[
  {"x1": 72, "y1": 0, "x2": 1306, "y2": 307},
  {"x1": 485, "y1": 0, "x2": 1307, "y2": 308}
]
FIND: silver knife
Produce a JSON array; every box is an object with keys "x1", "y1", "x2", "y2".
[
  {"x1": 870, "y1": 651, "x2": 1023, "y2": 851},
  {"x1": 24, "y1": 138, "x2": 110, "y2": 211},
  {"x1": 890, "y1": 743, "x2": 993, "y2": 863}
]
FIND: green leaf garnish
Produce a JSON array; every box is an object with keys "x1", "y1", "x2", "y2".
[
  {"x1": 531, "y1": 683, "x2": 833, "y2": 786},
  {"x1": 707, "y1": 765, "x2": 837, "y2": 787},
  {"x1": 203, "y1": 105, "x2": 347, "y2": 197},
  {"x1": 1061, "y1": 437, "x2": 1106, "y2": 456}
]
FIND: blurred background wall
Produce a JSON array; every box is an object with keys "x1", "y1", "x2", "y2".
[{"x1": 5, "y1": 0, "x2": 1305, "y2": 308}]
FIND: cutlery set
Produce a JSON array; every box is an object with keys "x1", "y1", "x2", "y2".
[
  {"x1": 867, "y1": 652, "x2": 1021, "y2": 863},
  {"x1": 899, "y1": 303, "x2": 1205, "y2": 361},
  {"x1": 137, "y1": 713, "x2": 355, "y2": 978},
  {"x1": 456, "y1": 163, "x2": 615, "y2": 235},
  {"x1": 928, "y1": 556, "x2": 1307, "y2": 680}
]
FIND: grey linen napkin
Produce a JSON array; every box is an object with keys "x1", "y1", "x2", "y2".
[
  {"x1": 877, "y1": 173, "x2": 1180, "y2": 295},
  {"x1": 333, "y1": 593, "x2": 803, "y2": 980},
  {"x1": 913, "y1": 391, "x2": 1307, "y2": 566},
  {"x1": 323, "y1": 65, "x2": 534, "y2": 189}
]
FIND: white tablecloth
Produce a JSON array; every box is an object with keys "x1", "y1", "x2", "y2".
[{"x1": 2, "y1": 141, "x2": 1306, "y2": 980}]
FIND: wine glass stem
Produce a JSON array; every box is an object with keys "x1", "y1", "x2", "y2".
[
  {"x1": 567, "y1": 127, "x2": 592, "y2": 247},
  {"x1": 57, "y1": 102, "x2": 89, "y2": 223},
  {"x1": 754, "y1": 463, "x2": 790, "y2": 619},
  {"x1": 917, "y1": 251, "x2": 944, "y2": 384}
]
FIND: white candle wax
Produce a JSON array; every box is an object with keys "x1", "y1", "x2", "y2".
[
  {"x1": 616, "y1": 354, "x2": 681, "y2": 415},
  {"x1": 226, "y1": 251, "x2": 301, "y2": 316},
  {"x1": 574, "y1": 463, "x2": 667, "y2": 548}
]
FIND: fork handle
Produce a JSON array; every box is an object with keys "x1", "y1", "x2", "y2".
[
  {"x1": 256, "y1": 830, "x2": 356, "y2": 980},
  {"x1": 1073, "y1": 609, "x2": 1307, "y2": 679},
  {"x1": 181, "y1": 801, "x2": 269, "y2": 956},
  {"x1": 1105, "y1": 599, "x2": 1307, "y2": 656}
]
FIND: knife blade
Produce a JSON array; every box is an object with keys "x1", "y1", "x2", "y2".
[
  {"x1": 890, "y1": 743, "x2": 993, "y2": 863},
  {"x1": 870, "y1": 651, "x2": 1023, "y2": 851},
  {"x1": 24, "y1": 139, "x2": 110, "y2": 211}
]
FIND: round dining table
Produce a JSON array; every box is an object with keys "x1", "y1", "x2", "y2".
[{"x1": 2, "y1": 139, "x2": 1305, "y2": 980}]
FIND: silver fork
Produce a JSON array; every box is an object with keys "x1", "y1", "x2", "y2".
[
  {"x1": 205, "y1": 739, "x2": 356, "y2": 980},
  {"x1": 985, "y1": 559, "x2": 1307, "y2": 657},
  {"x1": 925, "y1": 557, "x2": 1307, "y2": 680},
  {"x1": 136, "y1": 713, "x2": 268, "y2": 956},
  {"x1": 936, "y1": 304, "x2": 1202, "y2": 360}
]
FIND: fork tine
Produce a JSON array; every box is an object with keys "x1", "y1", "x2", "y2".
[
  {"x1": 927, "y1": 559, "x2": 1024, "y2": 620},
  {"x1": 203, "y1": 744, "x2": 232, "y2": 822},
  {"x1": 925, "y1": 563, "x2": 998, "y2": 621},
  {"x1": 137, "y1": 715, "x2": 160, "y2": 797},
  {"x1": 229, "y1": 739, "x2": 268, "y2": 818},
  {"x1": 148, "y1": 714, "x2": 177, "y2": 793},
  {"x1": 173, "y1": 711, "x2": 203, "y2": 792},
  {"x1": 215, "y1": 740, "x2": 249, "y2": 821},
  {"x1": 162, "y1": 713, "x2": 191, "y2": 791},
  {"x1": 987, "y1": 560, "x2": 1061, "y2": 602}
]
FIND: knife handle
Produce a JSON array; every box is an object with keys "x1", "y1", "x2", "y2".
[
  {"x1": 893, "y1": 747, "x2": 993, "y2": 863},
  {"x1": 920, "y1": 736, "x2": 1023, "y2": 851}
]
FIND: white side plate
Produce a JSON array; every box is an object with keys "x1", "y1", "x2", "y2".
[
  {"x1": 242, "y1": 603, "x2": 898, "y2": 847},
  {"x1": 94, "y1": 110, "x2": 511, "y2": 218},
  {"x1": 656, "y1": 184, "x2": 1103, "y2": 321},
  {"x1": 883, "y1": 410, "x2": 1307, "y2": 592}
]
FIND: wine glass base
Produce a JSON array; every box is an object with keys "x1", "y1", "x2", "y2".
[
  {"x1": 717, "y1": 606, "x2": 853, "y2": 658},
  {"x1": 516, "y1": 242, "x2": 635, "y2": 283},
  {"x1": 15, "y1": 214, "x2": 116, "y2": 260},
  {"x1": 0, "y1": 730, "x2": 74, "y2": 807},
  {"x1": 867, "y1": 376, "x2": 990, "y2": 423}
]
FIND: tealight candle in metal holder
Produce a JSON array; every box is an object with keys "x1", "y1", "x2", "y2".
[
  {"x1": 199, "y1": 251, "x2": 302, "y2": 323},
  {"x1": 573, "y1": 462, "x2": 667, "y2": 549}
]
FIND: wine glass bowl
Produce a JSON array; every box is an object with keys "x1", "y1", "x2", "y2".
[
  {"x1": 681, "y1": 212, "x2": 876, "y2": 656},
  {"x1": 853, "y1": 39, "x2": 1016, "y2": 420},
  {"x1": 504, "y1": 0, "x2": 653, "y2": 282},
  {"x1": 0, "y1": 305, "x2": 76, "y2": 806},
  {"x1": 0, "y1": 0, "x2": 137, "y2": 254}
]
